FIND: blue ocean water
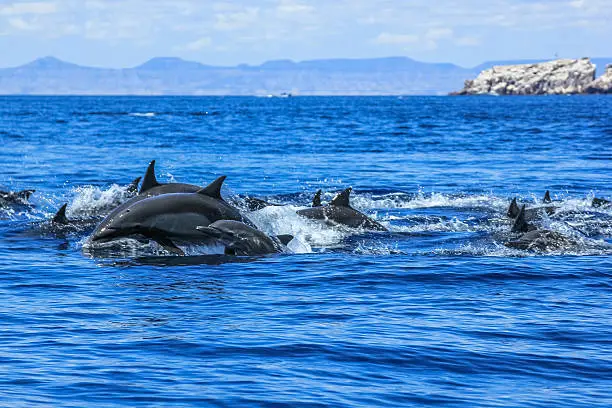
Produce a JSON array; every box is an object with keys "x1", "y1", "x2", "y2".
[{"x1": 1, "y1": 95, "x2": 611, "y2": 407}]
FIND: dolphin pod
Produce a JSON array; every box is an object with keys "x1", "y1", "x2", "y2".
[
  {"x1": 507, "y1": 191, "x2": 556, "y2": 220},
  {"x1": 83, "y1": 174, "x2": 612, "y2": 255},
  {"x1": 90, "y1": 176, "x2": 256, "y2": 253},
  {"x1": 6, "y1": 161, "x2": 609, "y2": 256},
  {"x1": 505, "y1": 204, "x2": 575, "y2": 251}
]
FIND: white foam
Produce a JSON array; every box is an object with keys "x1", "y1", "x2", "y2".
[
  {"x1": 129, "y1": 112, "x2": 156, "y2": 117},
  {"x1": 350, "y1": 190, "x2": 508, "y2": 211},
  {"x1": 69, "y1": 184, "x2": 134, "y2": 218},
  {"x1": 248, "y1": 205, "x2": 348, "y2": 249}
]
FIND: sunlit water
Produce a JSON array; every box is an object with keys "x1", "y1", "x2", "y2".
[{"x1": 1, "y1": 96, "x2": 611, "y2": 407}]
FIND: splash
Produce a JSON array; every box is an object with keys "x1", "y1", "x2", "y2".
[{"x1": 69, "y1": 184, "x2": 136, "y2": 218}]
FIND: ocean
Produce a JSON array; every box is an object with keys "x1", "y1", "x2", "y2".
[{"x1": 1, "y1": 95, "x2": 611, "y2": 407}]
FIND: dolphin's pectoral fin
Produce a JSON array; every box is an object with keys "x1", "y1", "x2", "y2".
[
  {"x1": 151, "y1": 235, "x2": 185, "y2": 256},
  {"x1": 312, "y1": 190, "x2": 322, "y2": 207},
  {"x1": 330, "y1": 187, "x2": 352, "y2": 207},
  {"x1": 52, "y1": 203, "x2": 70, "y2": 225},
  {"x1": 543, "y1": 190, "x2": 552, "y2": 203},
  {"x1": 197, "y1": 176, "x2": 227, "y2": 199},
  {"x1": 276, "y1": 234, "x2": 294, "y2": 246},
  {"x1": 139, "y1": 160, "x2": 160, "y2": 194}
]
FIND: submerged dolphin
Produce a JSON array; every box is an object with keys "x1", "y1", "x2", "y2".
[
  {"x1": 196, "y1": 220, "x2": 293, "y2": 256},
  {"x1": 0, "y1": 189, "x2": 35, "y2": 206},
  {"x1": 592, "y1": 197, "x2": 611, "y2": 208},
  {"x1": 297, "y1": 188, "x2": 388, "y2": 231},
  {"x1": 125, "y1": 176, "x2": 142, "y2": 196},
  {"x1": 90, "y1": 176, "x2": 253, "y2": 254},
  {"x1": 505, "y1": 204, "x2": 574, "y2": 251}
]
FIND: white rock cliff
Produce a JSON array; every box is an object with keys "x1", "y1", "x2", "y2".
[
  {"x1": 453, "y1": 58, "x2": 601, "y2": 95},
  {"x1": 585, "y1": 64, "x2": 612, "y2": 94}
]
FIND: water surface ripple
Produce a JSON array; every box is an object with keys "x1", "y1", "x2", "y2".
[{"x1": 1, "y1": 96, "x2": 611, "y2": 407}]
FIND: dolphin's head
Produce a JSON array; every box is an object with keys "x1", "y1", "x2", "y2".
[
  {"x1": 91, "y1": 208, "x2": 143, "y2": 242},
  {"x1": 196, "y1": 220, "x2": 277, "y2": 256}
]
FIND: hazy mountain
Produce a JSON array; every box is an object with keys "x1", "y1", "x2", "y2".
[{"x1": 0, "y1": 56, "x2": 609, "y2": 95}]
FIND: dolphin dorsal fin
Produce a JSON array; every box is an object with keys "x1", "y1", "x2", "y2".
[
  {"x1": 543, "y1": 190, "x2": 552, "y2": 203},
  {"x1": 507, "y1": 197, "x2": 519, "y2": 218},
  {"x1": 52, "y1": 203, "x2": 69, "y2": 224},
  {"x1": 511, "y1": 205, "x2": 529, "y2": 233},
  {"x1": 312, "y1": 189, "x2": 322, "y2": 207},
  {"x1": 330, "y1": 187, "x2": 352, "y2": 207},
  {"x1": 276, "y1": 234, "x2": 294, "y2": 246},
  {"x1": 139, "y1": 160, "x2": 160, "y2": 194},
  {"x1": 197, "y1": 176, "x2": 227, "y2": 199},
  {"x1": 126, "y1": 176, "x2": 141, "y2": 194}
]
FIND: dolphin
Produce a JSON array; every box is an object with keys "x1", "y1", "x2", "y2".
[
  {"x1": 296, "y1": 188, "x2": 388, "y2": 231},
  {"x1": 27, "y1": 203, "x2": 98, "y2": 237},
  {"x1": 311, "y1": 189, "x2": 322, "y2": 207},
  {"x1": 125, "y1": 176, "x2": 142, "y2": 196},
  {"x1": 139, "y1": 160, "x2": 202, "y2": 196},
  {"x1": 93, "y1": 160, "x2": 217, "y2": 235},
  {"x1": 505, "y1": 205, "x2": 574, "y2": 251},
  {"x1": 0, "y1": 189, "x2": 35, "y2": 205},
  {"x1": 196, "y1": 220, "x2": 293, "y2": 256},
  {"x1": 592, "y1": 197, "x2": 611, "y2": 208},
  {"x1": 90, "y1": 176, "x2": 253, "y2": 254}
]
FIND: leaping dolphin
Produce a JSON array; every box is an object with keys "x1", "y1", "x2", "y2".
[
  {"x1": 196, "y1": 220, "x2": 293, "y2": 256},
  {"x1": 89, "y1": 176, "x2": 254, "y2": 254},
  {"x1": 93, "y1": 160, "x2": 217, "y2": 234},
  {"x1": 297, "y1": 188, "x2": 388, "y2": 231}
]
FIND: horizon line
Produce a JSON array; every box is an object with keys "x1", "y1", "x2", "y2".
[{"x1": 2, "y1": 55, "x2": 609, "y2": 71}]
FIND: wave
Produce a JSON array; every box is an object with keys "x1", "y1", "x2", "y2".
[{"x1": 128, "y1": 112, "x2": 156, "y2": 117}]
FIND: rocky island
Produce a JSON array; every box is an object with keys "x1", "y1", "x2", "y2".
[{"x1": 452, "y1": 58, "x2": 612, "y2": 95}]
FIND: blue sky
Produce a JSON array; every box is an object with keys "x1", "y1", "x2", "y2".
[{"x1": 0, "y1": 0, "x2": 610, "y2": 68}]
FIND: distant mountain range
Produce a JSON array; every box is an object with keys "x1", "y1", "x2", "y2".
[{"x1": 0, "y1": 56, "x2": 610, "y2": 95}]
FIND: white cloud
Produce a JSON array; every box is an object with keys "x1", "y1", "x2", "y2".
[
  {"x1": 214, "y1": 7, "x2": 259, "y2": 31},
  {"x1": 182, "y1": 37, "x2": 213, "y2": 51},
  {"x1": 277, "y1": 0, "x2": 314, "y2": 15},
  {"x1": 425, "y1": 27, "x2": 453, "y2": 40},
  {"x1": 0, "y1": 2, "x2": 57, "y2": 16},
  {"x1": 455, "y1": 36, "x2": 480, "y2": 46},
  {"x1": 569, "y1": 0, "x2": 585, "y2": 8},
  {"x1": 8, "y1": 17, "x2": 38, "y2": 30},
  {"x1": 373, "y1": 32, "x2": 418, "y2": 45}
]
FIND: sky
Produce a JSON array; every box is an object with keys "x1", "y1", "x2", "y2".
[{"x1": 0, "y1": 0, "x2": 610, "y2": 68}]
